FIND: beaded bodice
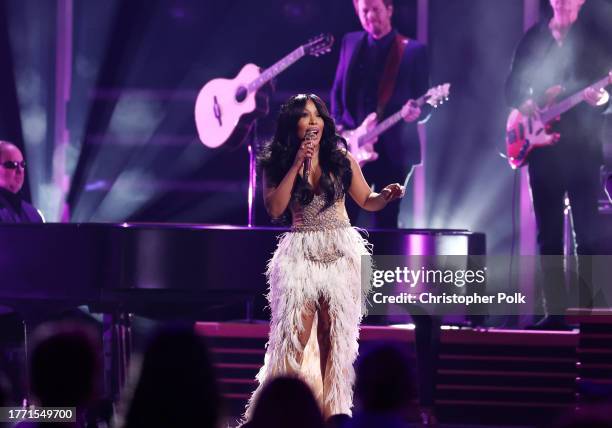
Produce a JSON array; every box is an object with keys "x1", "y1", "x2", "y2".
[{"x1": 291, "y1": 193, "x2": 350, "y2": 232}]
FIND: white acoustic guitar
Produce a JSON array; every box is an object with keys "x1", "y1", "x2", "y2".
[
  {"x1": 194, "y1": 34, "x2": 334, "y2": 149},
  {"x1": 343, "y1": 84, "x2": 450, "y2": 166}
]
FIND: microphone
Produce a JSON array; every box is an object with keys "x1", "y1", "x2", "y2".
[{"x1": 303, "y1": 128, "x2": 317, "y2": 180}]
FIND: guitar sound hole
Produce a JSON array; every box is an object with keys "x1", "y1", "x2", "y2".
[{"x1": 235, "y1": 86, "x2": 248, "y2": 103}]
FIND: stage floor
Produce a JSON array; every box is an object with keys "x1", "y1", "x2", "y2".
[{"x1": 194, "y1": 322, "x2": 600, "y2": 426}]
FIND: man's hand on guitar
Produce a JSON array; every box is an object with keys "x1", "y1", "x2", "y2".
[
  {"x1": 359, "y1": 143, "x2": 379, "y2": 164},
  {"x1": 544, "y1": 85, "x2": 564, "y2": 106},
  {"x1": 583, "y1": 86, "x2": 610, "y2": 107},
  {"x1": 343, "y1": 112, "x2": 378, "y2": 143},
  {"x1": 401, "y1": 100, "x2": 421, "y2": 122},
  {"x1": 519, "y1": 99, "x2": 537, "y2": 116},
  {"x1": 380, "y1": 183, "x2": 405, "y2": 203},
  {"x1": 343, "y1": 112, "x2": 378, "y2": 166}
]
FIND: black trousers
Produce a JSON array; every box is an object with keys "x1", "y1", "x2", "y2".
[
  {"x1": 528, "y1": 142, "x2": 603, "y2": 314},
  {"x1": 355, "y1": 159, "x2": 435, "y2": 404},
  {"x1": 413, "y1": 314, "x2": 440, "y2": 408}
]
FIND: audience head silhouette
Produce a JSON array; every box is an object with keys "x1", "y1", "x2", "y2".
[
  {"x1": 120, "y1": 326, "x2": 222, "y2": 428},
  {"x1": 354, "y1": 343, "x2": 415, "y2": 413},
  {"x1": 30, "y1": 321, "x2": 101, "y2": 408},
  {"x1": 249, "y1": 376, "x2": 325, "y2": 428}
]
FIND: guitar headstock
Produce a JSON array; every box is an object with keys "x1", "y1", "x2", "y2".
[
  {"x1": 304, "y1": 33, "x2": 334, "y2": 57},
  {"x1": 425, "y1": 83, "x2": 451, "y2": 108}
]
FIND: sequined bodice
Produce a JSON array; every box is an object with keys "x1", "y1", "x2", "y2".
[{"x1": 291, "y1": 193, "x2": 350, "y2": 232}]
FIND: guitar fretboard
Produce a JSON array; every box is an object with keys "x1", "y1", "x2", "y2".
[
  {"x1": 248, "y1": 47, "x2": 306, "y2": 93},
  {"x1": 541, "y1": 74, "x2": 611, "y2": 123},
  {"x1": 358, "y1": 95, "x2": 427, "y2": 147}
]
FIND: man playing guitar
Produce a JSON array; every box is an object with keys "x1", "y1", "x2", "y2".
[
  {"x1": 331, "y1": 2, "x2": 441, "y2": 427},
  {"x1": 331, "y1": 0, "x2": 429, "y2": 230},
  {"x1": 505, "y1": 0, "x2": 611, "y2": 329}
]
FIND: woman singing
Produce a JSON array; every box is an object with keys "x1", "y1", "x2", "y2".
[{"x1": 245, "y1": 93, "x2": 416, "y2": 419}]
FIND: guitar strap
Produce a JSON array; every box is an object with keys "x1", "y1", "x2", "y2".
[{"x1": 377, "y1": 34, "x2": 409, "y2": 118}]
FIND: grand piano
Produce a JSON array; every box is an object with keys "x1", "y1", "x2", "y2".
[
  {"x1": 0, "y1": 223, "x2": 485, "y2": 316},
  {"x1": 0, "y1": 223, "x2": 485, "y2": 399}
]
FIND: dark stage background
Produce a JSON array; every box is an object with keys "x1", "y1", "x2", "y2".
[{"x1": 1, "y1": 0, "x2": 611, "y2": 253}]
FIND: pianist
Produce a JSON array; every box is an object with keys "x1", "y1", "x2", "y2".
[{"x1": 0, "y1": 140, "x2": 43, "y2": 223}]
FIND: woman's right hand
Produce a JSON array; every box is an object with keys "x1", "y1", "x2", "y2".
[{"x1": 293, "y1": 139, "x2": 315, "y2": 169}]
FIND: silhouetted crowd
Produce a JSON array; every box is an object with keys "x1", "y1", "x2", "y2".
[{"x1": 0, "y1": 320, "x2": 611, "y2": 428}]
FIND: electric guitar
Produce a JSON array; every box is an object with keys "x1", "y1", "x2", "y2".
[
  {"x1": 194, "y1": 34, "x2": 334, "y2": 149},
  {"x1": 343, "y1": 83, "x2": 450, "y2": 166},
  {"x1": 505, "y1": 70, "x2": 612, "y2": 169}
]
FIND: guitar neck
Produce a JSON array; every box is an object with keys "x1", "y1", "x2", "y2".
[
  {"x1": 248, "y1": 46, "x2": 306, "y2": 93},
  {"x1": 358, "y1": 94, "x2": 426, "y2": 146},
  {"x1": 541, "y1": 74, "x2": 611, "y2": 123}
]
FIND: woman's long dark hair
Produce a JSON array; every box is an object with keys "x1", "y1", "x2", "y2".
[{"x1": 258, "y1": 94, "x2": 352, "y2": 221}]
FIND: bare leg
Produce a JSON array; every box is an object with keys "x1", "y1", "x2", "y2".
[
  {"x1": 317, "y1": 297, "x2": 333, "y2": 415},
  {"x1": 293, "y1": 300, "x2": 316, "y2": 370}
]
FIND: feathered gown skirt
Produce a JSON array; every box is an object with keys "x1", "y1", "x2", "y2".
[{"x1": 244, "y1": 225, "x2": 372, "y2": 419}]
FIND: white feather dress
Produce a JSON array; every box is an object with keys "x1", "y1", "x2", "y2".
[{"x1": 244, "y1": 192, "x2": 372, "y2": 419}]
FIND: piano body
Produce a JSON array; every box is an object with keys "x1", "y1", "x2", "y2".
[{"x1": 0, "y1": 223, "x2": 485, "y2": 399}]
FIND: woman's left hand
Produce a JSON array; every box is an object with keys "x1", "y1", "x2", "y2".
[{"x1": 380, "y1": 183, "x2": 405, "y2": 202}]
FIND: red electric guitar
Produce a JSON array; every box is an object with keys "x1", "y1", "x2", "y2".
[{"x1": 505, "y1": 70, "x2": 612, "y2": 169}]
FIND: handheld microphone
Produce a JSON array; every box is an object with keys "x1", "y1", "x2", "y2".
[{"x1": 303, "y1": 129, "x2": 317, "y2": 180}]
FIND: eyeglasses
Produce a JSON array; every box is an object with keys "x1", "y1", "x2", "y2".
[{"x1": 1, "y1": 160, "x2": 26, "y2": 170}]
